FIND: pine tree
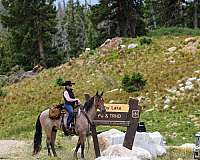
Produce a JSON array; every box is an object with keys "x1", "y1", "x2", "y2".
[
  {"x1": 54, "y1": 0, "x2": 99, "y2": 59},
  {"x1": 1, "y1": 0, "x2": 58, "y2": 70},
  {"x1": 90, "y1": 0, "x2": 145, "y2": 40}
]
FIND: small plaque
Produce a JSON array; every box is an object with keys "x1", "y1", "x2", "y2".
[
  {"x1": 104, "y1": 104, "x2": 129, "y2": 112},
  {"x1": 132, "y1": 110, "x2": 139, "y2": 118}
]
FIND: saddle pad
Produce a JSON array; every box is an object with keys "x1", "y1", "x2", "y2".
[{"x1": 49, "y1": 106, "x2": 61, "y2": 119}]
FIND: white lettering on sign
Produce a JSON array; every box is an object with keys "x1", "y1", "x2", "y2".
[{"x1": 132, "y1": 110, "x2": 139, "y2": 118}]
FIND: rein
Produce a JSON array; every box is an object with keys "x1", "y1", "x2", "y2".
[{"x1": 80, "y1": 108, "x2": 93, "y2": 126}]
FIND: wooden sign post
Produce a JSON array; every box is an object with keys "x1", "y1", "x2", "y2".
[
  {"x1": 123, "y1": 98, "x2": 141, "y2": 150},
  {"x1": 91, "y1": 97, "x2": 141, "y2": 158},
  {"x1": 90, "y1": 122, "x2": 101, "y2": 158}
]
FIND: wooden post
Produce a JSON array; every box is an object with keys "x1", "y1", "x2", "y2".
[
  {"x1": 91, "y1": 122, "x2": 101, "y2": 158},
  {"x1": 123, "y1": 98, "x2": 141, "y2": 150}
]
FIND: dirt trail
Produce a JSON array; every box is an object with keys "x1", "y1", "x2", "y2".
[{"x1": 0, "y1": 140, "x2": 31, "y2": 159}]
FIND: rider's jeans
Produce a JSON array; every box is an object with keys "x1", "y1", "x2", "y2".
[{"x1": 64, "y1": 103, "x2": 73, "y2": 128}]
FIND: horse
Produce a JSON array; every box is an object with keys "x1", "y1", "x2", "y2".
[{"x1": 33, "y1": 91, "x2": 106, "y2": 159}]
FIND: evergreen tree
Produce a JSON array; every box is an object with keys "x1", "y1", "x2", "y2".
[
  {"x1": 90, "y1": 0, "x2": 145, "y2": 41},
  {"x1": 1, "y1": 0, "x2": 58, "y2": 70},
  {"x1": 53, "y1": 0, "x2": 99, "y2": 59}
]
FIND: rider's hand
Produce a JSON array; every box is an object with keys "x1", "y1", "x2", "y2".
[{"x1": 75, "y1": 99, "x2": 81, "y2": 105}]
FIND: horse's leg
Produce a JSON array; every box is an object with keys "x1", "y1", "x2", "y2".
[
  {"x1": 51, "y1": 127, "x2": 57, "y2": 157},
  {"x1": 46, "y1": 137, "x2": 52, "y2": 156},
  {"x1": 80, "y1": 134, "x2": 86, "y2": 159},
  {"x1": 74, "y1": 137, "x2": 81, "y2": 159}
]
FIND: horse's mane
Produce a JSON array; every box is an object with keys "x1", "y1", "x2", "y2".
[{"x1": 83, "y1": 96, "x2": 94, "y2": 112}]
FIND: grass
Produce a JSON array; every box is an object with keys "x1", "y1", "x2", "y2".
[
  {"x1": 148, "y1": 27, "x2": 200, "y2": 37},
  {"x1": 0, "y1": 35, "x2": 200, "y2": 150}
]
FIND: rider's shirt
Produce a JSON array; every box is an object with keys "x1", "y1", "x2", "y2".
[{"x1": 63, "y1": 88, "x2": 76, "y2": 107}]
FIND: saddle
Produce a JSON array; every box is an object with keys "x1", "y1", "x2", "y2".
[
  {"x1": 49, "y1": 103, "x2": 65, "y2": 119},
  {"x1": 49, "y1": 103, "x2": 79, "y2": 119}
]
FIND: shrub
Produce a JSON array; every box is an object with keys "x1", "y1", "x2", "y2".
[
  {"x1": 122, "y1": 72, "x2": 147, "y2": 92},
  {"x1": 0, "y1": 87, "x2": 6, "y2": 97},
  {"x1": 139, "y1": 36, "x2": 152, "y2": 45},
  {"x1": 55, "y1": 77, "x2": 64, "y2": 86}
]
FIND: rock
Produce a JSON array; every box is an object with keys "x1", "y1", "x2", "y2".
[
  {"x1": 120, "y1": 44, "x2": 126, "y2": 49},
  {"x1": 179, "y1": 87, "x2": 185, "y2": 92},
  {"x1": 163, "y1": 105, "x2": 169, "y2": 110},
  {"x1": 98, "y1": 136, "x2": 109, "y2": 152},
  {"x1": 184, "y1": 37, "x2": 196, "y2": 43},
  {"x1": 172, "y1": 106, "x2": 176, "y2": 109},
  {"x1": 178, "y1": 83, "x2": 184, "y2": 87},
  {"x1": 97, "y1": 129, "x2": 166, "y2": 159},
  {"x1": 167, "y1": 47, "x2": 177, "y2": 52},
  {"x1": 97, "y1": 129, "x2": 125, "y2": 148},
  {"x1": 194, "y1": 70, "x2": 200, "y2": 74},
  {"x1": 100, "y1": 39, "x2": 111, "y2": 47},
  {"x1": 98, "y1": 144, "x2": 150, "y2": 160},
  {"x1": 182, "y1": 40, "x2": 199, "y2": 53},
  {"x1": 98, "y1": 37, "x2": 122, "y2": 54},
  {"x1": 85, "y1": 48, "x2": 91, "y2": 52},
  {"x1": 134, "y1": 132, "x2": 166, "y2": 158},
  {"x1": 166, "y1": 88, "x2": 177, "y2": 94},
  {"x1": 109, "y1": 100, "x2": 115, "y2": 104},
  {"x1": 144, "y1": 108, "x2": 154, "y2": 113},
  {"x1": 132, "y1": 147, "x2": 152, "y2": 160},
  {"x1": 184, "y1": 85, "x2": 193, "y2": 90},
  {"x1": 164, "y1": 98, "x2": 170, "y2": 105},
  {"x1": 177, "y1": 143, "x2": 195, "y2": 152},
  {"x1": 187, "y1": 77, "x2": 197, "y2": 82},
  {"x1": 106, "y1": 88, "x2": 119, "y2": 93},
  {"x1": 175, "y1": 91, "x2": 181, "y2": 97},
  {"x1": 128, "y1": 43, "x2": 138, "y2": 49},
  {"x1": 185, "y1": 81, "x2": 193, "y2": 86},
  {"x1": 169, "y1": 60, "x2": 176, "y2": 64}
]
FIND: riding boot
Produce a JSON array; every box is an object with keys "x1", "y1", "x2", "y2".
[{"x1": 63, "y1": 124, "x2": 69, "y2": 136}]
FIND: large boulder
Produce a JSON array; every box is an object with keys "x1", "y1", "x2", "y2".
[
  {"x1": 96, "y1": 129, "x2": 166, "y2": 158},
  {"x1": 96, "y1": 144, "x2": 151, "y2": 160},
  {"x1": 98, "y1": 37, "x2": 122, "y2": 54}
]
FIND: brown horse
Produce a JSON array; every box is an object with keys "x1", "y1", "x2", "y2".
[{"x1": 33, "y1": 91, "x2": 106, "y2": 159}]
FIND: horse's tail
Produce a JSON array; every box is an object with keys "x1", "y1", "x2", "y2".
[{"x1": 33, "y1": 114, "x2": 42, "y2": 155}]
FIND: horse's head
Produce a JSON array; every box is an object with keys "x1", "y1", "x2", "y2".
[{"x1": 94, "y1": 91, "x2": 106, "y2": 113}]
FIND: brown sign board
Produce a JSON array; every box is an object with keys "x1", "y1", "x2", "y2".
[{"x1": 94, "y1": 111, "x2": 129, "y2": 126}]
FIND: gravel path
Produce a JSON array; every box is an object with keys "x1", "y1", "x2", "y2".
[{"x1": 0, "y1": 140, "x2": 31, "y2": 159}]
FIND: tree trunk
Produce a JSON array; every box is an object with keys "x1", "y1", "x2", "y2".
[
  {"x1": 116, "y1": 0, "x2": 127, "y2": 37},
  {"x1": 150, "y1": 2, "x2": 157, "y2": 29},
  {"x1": 127, "y1": 0, "x2": 136, "y2": 37},
  {"x1": 194, "y1": 0, "x2": 198, "y2": 28},
  {"x1": 38, "y1": 36, "x2": 45, "y2": 62}
]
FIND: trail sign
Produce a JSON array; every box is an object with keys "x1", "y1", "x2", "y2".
[{"x1": 90, "y1": 96, "x2": 141, "y2": 158}]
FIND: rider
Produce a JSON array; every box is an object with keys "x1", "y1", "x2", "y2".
[{"x1": 62, "y1": 80, "x2": 81, "y2": 131}]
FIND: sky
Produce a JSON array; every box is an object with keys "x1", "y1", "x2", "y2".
[{"x1": 56, "y1": 0, "x2": 99, "y2": 5}]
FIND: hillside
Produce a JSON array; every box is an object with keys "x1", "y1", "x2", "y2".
[{"x1": 0, "y1": 35, "x2": 200, "y2": 145}]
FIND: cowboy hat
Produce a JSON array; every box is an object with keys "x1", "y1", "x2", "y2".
[{"x1": 61, "y1": 80, "x2": 75, "y2": 86}]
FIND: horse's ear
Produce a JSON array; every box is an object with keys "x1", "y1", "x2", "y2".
[
  {"x1": 84, "y1": 93, "x2": 91, "y2": 101},
  {"x1": 100, "y1": 91, "x2": 104, "y2": 97},
  {"x1": 96, "y1": 91, "x2": 99, "y2": 96}
]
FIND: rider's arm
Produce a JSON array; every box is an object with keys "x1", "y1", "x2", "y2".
[{"x1": 64, "y1": 91, "x2": 78, "y2": 102}]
